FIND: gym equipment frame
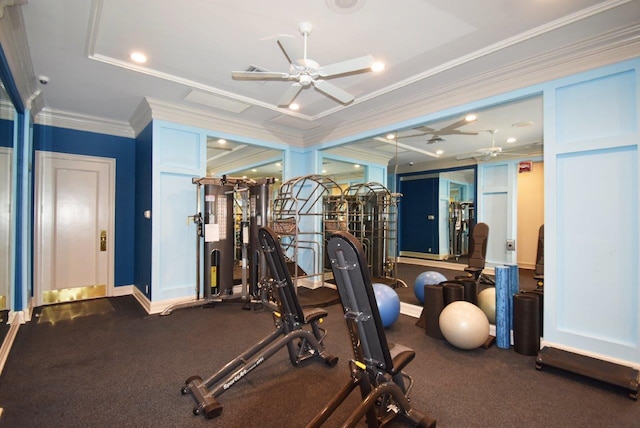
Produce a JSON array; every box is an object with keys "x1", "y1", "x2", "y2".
[
  {"x1": 341, "y1": 182, "x2": 405, "y2": 288},
  {"x1": 181, "y1": 226, "x2": 338, "y2": 419},
  {"x1": 161, "y1": 176, "x2": 267, "y2": 315},
  {"x1": 308, "y1": 230, "x2": 436, "y2": 428}
]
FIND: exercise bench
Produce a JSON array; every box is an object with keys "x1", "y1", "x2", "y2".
[
  {"x1": 308, "y1": 230, "x2": 436, "y2": 428},
  {"x1": 181, "y1": 226, "x2": 338, "y2": 419}
]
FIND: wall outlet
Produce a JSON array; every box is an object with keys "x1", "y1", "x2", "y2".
[{"x1": 506, "y1": 239, "x2": 515, "y2": 251}]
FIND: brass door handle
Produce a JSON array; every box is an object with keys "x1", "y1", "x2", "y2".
[{"x1": 100, "y1": 230, "x2": 107, "y2": 251}]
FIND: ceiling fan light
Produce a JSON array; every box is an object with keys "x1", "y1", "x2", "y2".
[{"x1": 507, "y1": 137, "x2": 517, "y2": 143}]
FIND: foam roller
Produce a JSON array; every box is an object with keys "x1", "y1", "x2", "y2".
[
  {"x1": 424, "y1": 285, "x2": 445, "y2": 339},
  {"x1": 513, "y1": 293, "x2": 540, "y2": 355}
]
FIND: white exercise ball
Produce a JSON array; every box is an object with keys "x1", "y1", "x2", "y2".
[
  {"x1": 439, "y1": 301, "x2": 490, "y2": 350},
  {"x1": 477, "y1": 287, "x2": 496, "y2": 324}
]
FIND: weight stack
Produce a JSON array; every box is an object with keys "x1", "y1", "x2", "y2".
[{"x1": 513, "y1": 293, "x2": 541, "y2": 356}]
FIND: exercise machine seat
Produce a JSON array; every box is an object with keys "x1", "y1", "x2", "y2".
[
  {"x1": 307, "y1": 230, "x2": 436, "y2": 428},
  {"x1": 180, "y1": 226, "x2": 338, "y2": 420}
]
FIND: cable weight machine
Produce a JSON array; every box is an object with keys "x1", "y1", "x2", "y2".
[{"x1": 161, "y1": 176, "x2": 274, "y2": 315}]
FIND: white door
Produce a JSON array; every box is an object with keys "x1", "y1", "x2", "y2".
[{"x1": 35, "y1": 152, "x2": 114, "y2": 306}]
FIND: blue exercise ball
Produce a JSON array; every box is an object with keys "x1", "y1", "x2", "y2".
[
  {"x1": 414, "y1": 271, "x2": 447, "y2": 304},
  {"x1": 373, "y1": 283, "x2": 400, "y2": 328}
]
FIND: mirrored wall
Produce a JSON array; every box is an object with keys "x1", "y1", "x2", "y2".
[
  {"x1": 318, "y1": 95, "x2": 544, "y2": 307},
  {"x1": 0, "y1": 81, "x2": 15, "y2": 314}
]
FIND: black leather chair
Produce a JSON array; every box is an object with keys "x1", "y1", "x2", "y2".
[
  {"x1": 533, "y1": 224, "x2": 544, "y2": 290},
  {"x1": 456, "y1": 222, "x2": 494, "y2": 285}
]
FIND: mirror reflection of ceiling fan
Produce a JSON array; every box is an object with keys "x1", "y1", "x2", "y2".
[
  {"x1": 456, "y1": 129, "x2": 536, "y2": 161},
  {"x1": 398, "y1": 115, "x2": 478, "y2": 144},
  {"x1": 231, "y1": 22, "x2": 376, "y2": 107}
]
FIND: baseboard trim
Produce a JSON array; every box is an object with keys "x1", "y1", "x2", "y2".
[
  {"x1": 398, "y1": 257, "x2": 467, "y2": 272},
  {"x1": 0, "y1": 321, "x2": 20, "y2": 376},
  {"x1": 113, "y1": 285, "x2": 134, "y2": 297}
]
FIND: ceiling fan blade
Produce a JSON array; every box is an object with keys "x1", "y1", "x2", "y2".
[
  {"x1": 438, "y1": 118, "x2": 469, "y2": 133},
  {"x1": 277, "y1": 35, "x2": 301, "y2": 65},
  {"x1": 232, "y1": 71, "x2": 290, "y2": 80},
  {"x1": 313, "y1": 80, "x2": 354, "y2": 104},
  {"x1": 455, "y1": 152, "x2": 482, "y2": 161},
  {"x1": 277, "y1": 83, "x2": 303, "y2": 106},
  {"x1": 318, "y1": 55, "x2": 374, "y2": 78},
  {"x1": 446, "y1": 130, "x2": 479, "y2": 135}
]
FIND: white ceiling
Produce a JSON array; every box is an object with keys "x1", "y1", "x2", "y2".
[{"x1": 19, "y1": 0, "x2": 640, "y2": 174}]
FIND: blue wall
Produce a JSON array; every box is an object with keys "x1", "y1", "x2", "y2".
[
  {"x1": 0, "y1": 117, "x2": 13, "y2": 147},
  {"x1": 33, "y1": 125, "x2": 136, "y2": 287},
  {"x1": 134, "y1": 122, "x2": 152, "y2": 297}
]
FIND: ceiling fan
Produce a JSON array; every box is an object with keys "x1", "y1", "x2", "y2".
[
  {"x1": 457, "y1": 129, "x2": 539, "y2": 161},
  {"x1": 231, "y1": 22, "x2": 375, "y2": 107},
  {"x1": 398, "y1": 116, "x2": 479, "y2": 144}
]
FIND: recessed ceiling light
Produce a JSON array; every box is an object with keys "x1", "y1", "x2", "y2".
[
  {"x1": 289, "y1": 103, "x2": 300, "y2": 111},
  {"x1": 386, "y1": 133, "x2": 395, "y2": 140},
  {"x1": 276, "y1": 162, "x2": 282, "y2": 167},
  {"x1": 130, "y1": 51, "x2": 147, "y2": 64},
  {"x1": 218, "y1": 139, "x2": 226, "y2": 144},
  {"x1": 465, "y1": 114, "x2": 477, "y2": 122},
  {"x1": 326, "y1": 0, "x2": 367, "y2": 14},
  {"x1": 322, "y1": 169, "x2": 327, "y2": 174},
  {"x1": 371, "y1": 62, "x2": 385, "y2": 72},
  {"x1": 354, "y1": 164, "x2": 361, "y2": 168},
  {"x1": 436, "y1": 150, "x2": 444, "y2": 155},
  {"x1": 507, "y1": 137, "x2": 517, "y2": 143},
  {"x1": 251, "y1": 168, "x2": 257, "y2": 172}
]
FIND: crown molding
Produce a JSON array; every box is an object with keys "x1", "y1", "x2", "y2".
[
  {"x1": 140, "y1": 97, "x2": 305, "y2": 147},
  {"x1": 35, "y1": 107, "x2": 135, "y2": 138}
]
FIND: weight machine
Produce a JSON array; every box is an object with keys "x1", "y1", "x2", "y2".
[
  {"x1": 448, "y1": 201, "x2": 474, "y2": 261},
  {"x1": 161, "y1": 176, "x2": 273, "y2": 315},
  {"x1": 341, "y1": 182, "x2": 405, "y2": 288}
]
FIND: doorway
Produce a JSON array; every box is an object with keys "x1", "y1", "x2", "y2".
[{"x1": 34, "y1": 152, "x2": 115, "y2": 306}]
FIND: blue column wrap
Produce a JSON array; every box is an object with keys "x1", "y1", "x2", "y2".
[
  {"x1": 495, "y1": 266, "x2": 510, "y2": 349},
  {"x1": 507, "y1": 264, "x2": 519, "y2": 330}
]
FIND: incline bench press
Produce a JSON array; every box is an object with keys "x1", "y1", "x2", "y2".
[
  {"x1": 181, "y1": 226, "x2": 338, "y2": 419},
  {"x1": 308, "y1": 231, "x2": 436, "y2": 427}
]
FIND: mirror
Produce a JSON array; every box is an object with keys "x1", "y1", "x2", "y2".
[
  {"x1": 205, "y1": 135, "x2": 283, "y2": 181},
  {"x1": 318, "y1": 95, "x2": 544, "y2": 308},
  {"x1": 0, "y1": 79, "x2": 15, "y2": 323}
]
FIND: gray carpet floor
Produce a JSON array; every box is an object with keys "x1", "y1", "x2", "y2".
[{"x1": 0, "y1": 291, "x2": 638, "y2": 427}]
